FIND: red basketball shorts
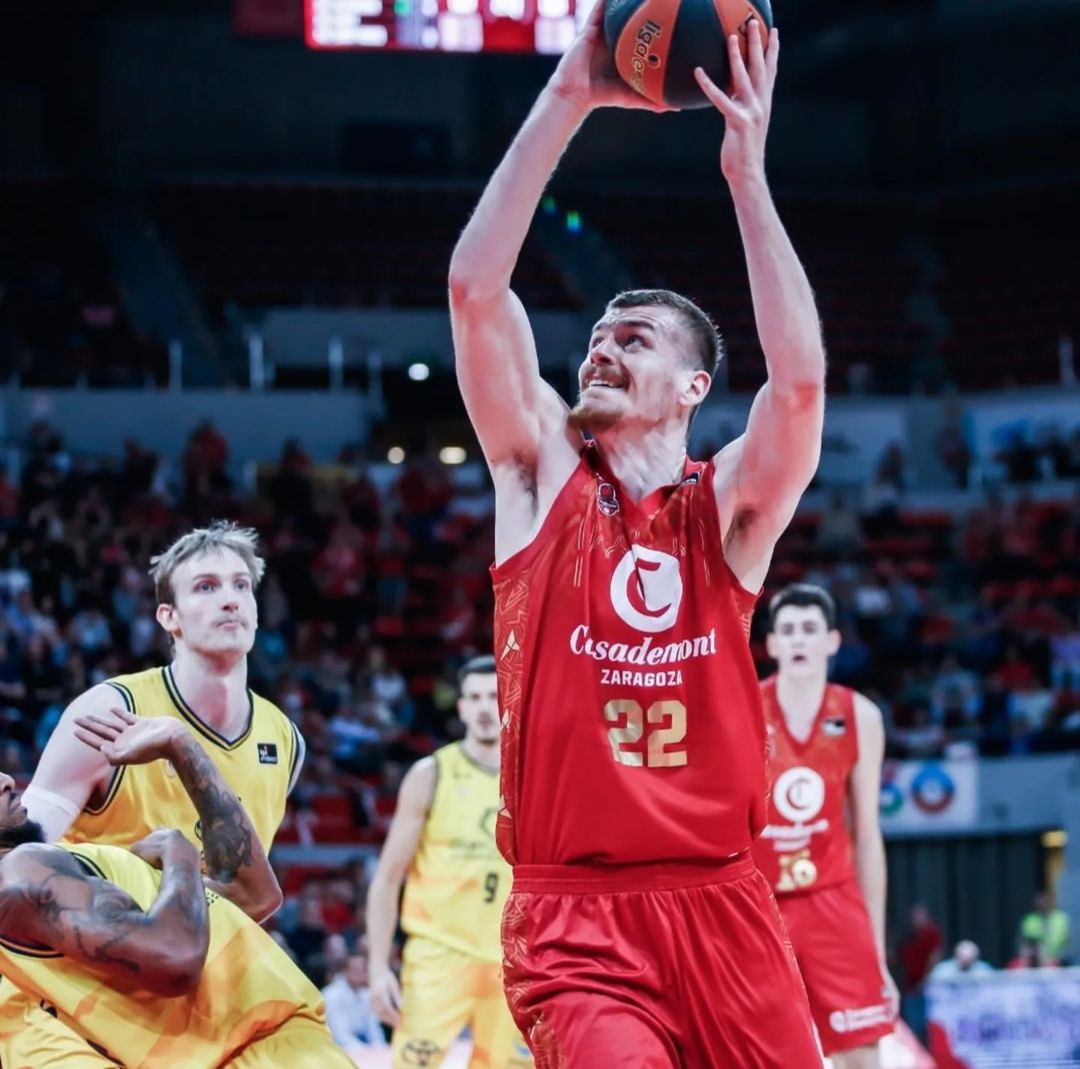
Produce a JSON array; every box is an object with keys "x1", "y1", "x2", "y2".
[
  {"x1": 501, "y1": 853, "x2": 821, "y2": 1069},
  {"x1": 778, "y1": 880, "x2": 894, "y2": 1055}
]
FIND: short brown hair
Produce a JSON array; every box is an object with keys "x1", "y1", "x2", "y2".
[
  {"x1": 149, "y1": 521, "x2": 266, "y2": 605},
  {"x1": 607, "y1": 289, "x2": 724, "y2": 377}
]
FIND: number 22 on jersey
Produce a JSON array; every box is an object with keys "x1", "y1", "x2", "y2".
[{"x1": 604, "y1": 699, "x2": 688, "y2": 768}]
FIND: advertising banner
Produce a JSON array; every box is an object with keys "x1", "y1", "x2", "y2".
[
  {"x1": 928, "y1": 968, "x2": 1080, "y2": 1067},
  {"x1": 880, "y1": 760, "x2": 979, "y2": 835}
]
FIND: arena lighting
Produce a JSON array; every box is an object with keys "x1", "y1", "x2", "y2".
[
  {"x1": 439, "y1": 446, "x2": 467, "y2": 465},
  {"x1": 407, "y1": 362, "x2": 430, "y2": 382},
  {"x1": 387, "y1": 446, "x2": 406, "y2": 464}
]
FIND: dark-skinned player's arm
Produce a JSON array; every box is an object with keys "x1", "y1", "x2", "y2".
[
  {"x1": 365, "y1": 756, "x2": 436, "y2": 1027},
  {"x1": 696, "y1": 27, "x2": 826, "y2": 594},
  {"x1": 0, "y1": 830, "x2": 209, "y2": 998},
  {"x1": 449, "y1": 3, "x2": 662, "y2": 556},
  {"x1": 849, "y1": 692, "x2": 900, "y2": 1019},
  {"x1": 73, "y1": 707, "x2": 283, "y2": 922}
]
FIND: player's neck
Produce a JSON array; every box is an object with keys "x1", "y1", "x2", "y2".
[
  {"x1": 169, "y1": 648, "x2": 250, "y2": 735},
  {"x1": 460, "y1": 736, "x2": 500, "y2": 773},
  {"x1": 775, "y1": 671, "x2": 828, "y2": 729},
  {"x1": 593, "y1": 423, "x2": 687, "y2": 502}
]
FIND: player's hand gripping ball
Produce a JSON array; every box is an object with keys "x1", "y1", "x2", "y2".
[{"x1": 603, "y1": 0, "x2": 772, "y2": 108}]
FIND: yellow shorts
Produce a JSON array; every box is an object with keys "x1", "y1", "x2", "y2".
[
  {"x1": 393, "y1": 938, "x2": 532, "y2": 1069},
  {"x1": 223, "y1": 1011, "x2": 359, "y2": 1068},
  {"x1": 0, "y1": 987, "x2": 118, "y2": 1069}
]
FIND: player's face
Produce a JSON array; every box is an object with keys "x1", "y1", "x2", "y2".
[
  {"x1": 457, "y1": 672, "x2": 500, "y2": 747},
  {"x1": 157, "y1": 548, "x2": 258, "y2": 660},
  {"x1": 766, "y1": 605, "x2": 840, "y2": 677},
  {"x1": 570, "y1": 306, "x2": 709, "y2": 433},
  {"x1": 0, "y1": 775, "x2": 45, "y2": 851}
]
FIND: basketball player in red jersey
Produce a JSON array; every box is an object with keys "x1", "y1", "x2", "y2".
[
  {"x1": 449, "y1": 9, "x2": 824, "y2": 1068},
  {"x1": 753, "y1": 584, "x2": 898, "y2": 1067}
]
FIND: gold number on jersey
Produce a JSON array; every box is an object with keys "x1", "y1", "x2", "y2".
[
  {"x1": 647, "y1": 700, "x2": 688, "y2": 767},
  {"x1": 604, "y1": 699, "x2": 687, "y2": 768}
]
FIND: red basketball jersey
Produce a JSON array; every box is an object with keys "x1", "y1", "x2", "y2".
[
  {"x1": 752, "y1": 677, "x2": 859, "y2": 895},
  {"x1": 491, "y1": 445, "x2": 767, "y2": 866}
]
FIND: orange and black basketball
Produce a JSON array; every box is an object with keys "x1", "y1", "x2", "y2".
[{"x1": 604, "y1": 0, "x2": 773, "y2": 109}]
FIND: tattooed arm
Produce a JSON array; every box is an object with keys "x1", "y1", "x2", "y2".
[
  {"x1": 168, "y1": 729, "x2": 283, "y2": 921},
  {"x1": 74, "y1": 707, "x2": 283, "y2": 922},
  {"x1": 0, "y1": 838, "x2": 208, "y2": 997}
]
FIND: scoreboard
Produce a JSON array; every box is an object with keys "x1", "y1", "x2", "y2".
[{"x1": 305, "y1": 0, "x2": 594, "y2": 53}]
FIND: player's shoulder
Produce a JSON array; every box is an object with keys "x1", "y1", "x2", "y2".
[
  {"x1": 849, "y1": 689, "x2": 884, "y2": 722},
  {"x1": 399, "y1": 754, "x2": 439, "y2": 808},
  {"x1": 431, "y1": 740, "x2": 463, "y2": 767},
  {"x1": 0, "y1": 842, "x2": 80, "y2": 885}
]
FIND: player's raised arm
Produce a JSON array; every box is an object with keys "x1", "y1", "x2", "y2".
[
  {"x1": 21, "y1": 685, "x2": 130, "y2": 842},
  {"x1": 74, "y1": 708, "x2": 283, "y2": 922},
  {"x1": 449, "y1": 3, "x2": 662, "y2": 498},
  {"x1": 365, "y1": 756, "x2": 436, "y2": 1026},
  {"x1": 696, "y1": 27, "x2": 826, "y2": 591},
  {"x1": 849, "y1": 692, "x2": 899, "y2": 1018},
  {"x1": 0, "y1": 833, "x2": 209, "y2": 998}
]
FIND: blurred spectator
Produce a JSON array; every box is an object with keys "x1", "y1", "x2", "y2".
[
  {"x1": 894, "y1": 705, "x2": 946, "y2": 759},
  {"x1": 1019, "y1": 892, "x2": 1071, "y2": 965},
  {"x1": 816, "y1": 493, "x2": 861, "y2": 555},
  {"x1": 312, "y1": 932, "x2": 351, "y2": 988},
  {"x1": 1050, "y1": 631, "x2": 1080, "y2": 689},
  {"x1": 862, "y1": 443, "x2": 906, "y2": 537},
  {"x1": 362, "y1": 646, "x2": 414, "y2": 729},
  {"x1": 329, "y1": 701, "x2": 388, "y2": 775},
  {"x1": 322, "y1": 954, "x2": 387, "y2": 1051},
  {"x1": 936, "y1": 413, "x2": 972, "y2": 489},
  {"x1": 898, "y1": 904, "x2": 943, "y2": 1043},
  {"x1": 929, "y1": 940, "x2": 994, "y2": 978},
  {"x1": 1006, "y1": 936, "x2": 1058, "y2": 970},
  {"x1": 286, "y1": 886, "x2": 330, "y2": 973}
]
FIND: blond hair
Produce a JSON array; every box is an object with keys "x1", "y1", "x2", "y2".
[{"x1": 149, "y1": 521, "x2": 266, "y2": 605}]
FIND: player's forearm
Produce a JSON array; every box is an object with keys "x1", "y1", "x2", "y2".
[
  {"x1": 148, "y1": 843, "x2": 212, "y2": 962},
  {"x1": 728, "y1": 174, "x2": 826, "y2": 395},
  {"x1": 853, "y1": 833, "x2": 888, "y2": 964},
  {"x1": 449, "y1": 87, "x2": 588, "y2": 300},
  {"x1": 167, "y1": 732, "x2": 282, "y2": 921},
  {"x1": 365, "y1": 874, "x2": 402, "y2": 974}
]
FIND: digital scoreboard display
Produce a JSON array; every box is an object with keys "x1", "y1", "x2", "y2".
[{"x1": 305, "y1": 0, "x2": 594, "y2": 53}]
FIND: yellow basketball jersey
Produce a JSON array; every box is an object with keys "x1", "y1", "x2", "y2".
[
  {"x1": 400, "y1": 742, "x2": 509, "y2": 962},
  {"x1": 0, "y1": 843, "x2": 324, "y2": 1069},
  {"x1": 64, "y1": 666, "x2": 300, "y2": 853}
]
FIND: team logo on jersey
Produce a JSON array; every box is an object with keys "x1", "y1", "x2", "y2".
[
  {"x1": 773, "y1": 766, "x2": 826, "y2": 824},
  {"x1": 257, "y1": 742, "x2": 278, "y2": 764},
  {"x1": 402, "y1": 1039, "x2": 442, "y2": 1066},
  {"x1": 823, "y1": 717, "x2": 847, "y2": 736},
  {"x1": 596, "y1": 482, "x2": 620, "y2": 515},
  {"x1": 760, "y1": 766, "x2": 830, "y2": 852},
  {"x1": 610, "y1": 545, "x2": 683, "y2": 633}
]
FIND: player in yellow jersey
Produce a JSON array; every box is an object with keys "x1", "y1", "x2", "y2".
[
  {"x1": 1, "y1": 522, "x2": 305, "y2": 1069},
  {"x1": 0, "y1": 708, "x2": 353, "y2": 1069},
  {"x1": 367, "y1": 655, "x2": 532, "y2": 1069}
]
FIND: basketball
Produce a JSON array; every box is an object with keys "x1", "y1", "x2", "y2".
[{"x1": 604, "y1": 0, "x2": 773, "y2": 109}]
